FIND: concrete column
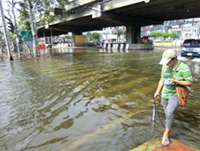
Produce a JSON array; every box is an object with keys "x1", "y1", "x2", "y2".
[
  {"x1": 71, "y1": 31, "x2": 83, "y2": 43},
  {"x1": 126, "y1": 25, "x2": 141, "y2": 44}
]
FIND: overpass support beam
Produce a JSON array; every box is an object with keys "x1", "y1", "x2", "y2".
[
  {"x1": 126, "y1": 24, "x2": 141, "y2": 44},
  {"x1": 71, "y1": 31, "x2": 83, "y2": 43}
]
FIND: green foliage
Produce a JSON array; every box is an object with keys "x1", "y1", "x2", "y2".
[
  {"x1": 0, "y1": 32, "x2": 5, "y2": 48},
  {"x1": 17, "y1": 0, "x2": 67, "y2": 29},
  {"x1": 86, "y1": 32, "x2": 91, "y2": 41},
  {"x1": 114, "y1": 29, "x2": 124, "y2": 37},
  {"x1": 57, "y1": 0, "x2": 70, "y2": 8},
  {"x1": 90, "y1": 32, "x2": 102, "y2": 40},
  {"x1": 113, "y1": 26, "x2": 125, "y2": 42},
  {"x1": 161, "y1": 32, "x2": 169, "y2": 38},
  {"x1": 154, "y1": 40, "x2": 173, "y2": 43},
  {"x1": 149, "y1": 31, "x2": 162, "y2": 37},
  {"x1": 169, "y1": 32, "x2": 178, "y2": 38},
  {"x1": 18, "y1": 8, "x2": 31, "y2": 31},
  {"x1": 0, "y1": 31, "x2": 16, "y2": 50},
  {"x1": 150, "y1": 31, "x2": 178, "y2": 40}
]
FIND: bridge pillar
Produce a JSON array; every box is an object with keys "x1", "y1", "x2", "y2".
[
  {"x1": 71, "y1": 31, "x2": 83, "y2": 43},
  {"x1": 126, "y1": 25, "x2": 141, "y2": 44},
  {"x1": 126, "y1": 24, "x2": 153, "y2": 50}
]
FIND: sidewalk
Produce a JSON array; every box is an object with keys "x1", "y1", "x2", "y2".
[
  {"x1": 129, "y1": 137, "x2": 199, "y2": 151},
  {"x1": 154, "y1": 42, "x2": 182, "y2": 47}
]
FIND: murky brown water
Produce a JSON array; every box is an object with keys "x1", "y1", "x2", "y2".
[{"x1": 0, "y1": 47, "x2": 200, "y2": 151}]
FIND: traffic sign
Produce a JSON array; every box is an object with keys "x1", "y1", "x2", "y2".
[
  {"x1": 19, "y1": 31, "x2": 32, "y2": 36},
  {"x1": 20, "y1": 37, "x2": 33, "y2": 41}
]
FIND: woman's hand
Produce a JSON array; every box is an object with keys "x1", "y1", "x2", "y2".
[
  {"x1": 154, "y1": 91, "x2": 160, "y2": 100},
  {"x1": 168, "y1": 79, "x2": 192, "y2": 86},
  {"x1": 168, "y1": 78, "x2": 176, "y2": 85}
]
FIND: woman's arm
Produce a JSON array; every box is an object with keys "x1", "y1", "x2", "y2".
[
  {"x1": 169, "y1": 79, "x2": 192, "y2": 87},
  {"x1": 154, "y1": 77, "x2": 164, "y2": 100}
]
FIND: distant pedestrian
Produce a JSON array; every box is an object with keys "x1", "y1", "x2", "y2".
[
  {"x1": 0, "y1": 48, "x2": 3, "y2": 60},
  {"x1": 154, "y1": 49, "x2": 193, "y2": 147}
]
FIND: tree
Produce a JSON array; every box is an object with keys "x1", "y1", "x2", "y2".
[
  {"x1": 0, "y1": 0, "x2": 13, "y2": 60},
  {"x1": 169, "y1": 32, "x2": 178, "y2": 39},
  {"x1": 149, "y1": 31, "x2": 161, "y2": 37},
  {"x1": 113, "y1": 26, "x2": 125, "y2": 42},
  {"x1": 90, "y1": 32, "x2": 102, "y2": 41},
  {"x1": 177, "y1": 19, "x2": 185, "y2": 40},
  {"x1": 17, "y1": 4, "x2": 31, "y2": 31},
  {"x1": 0, "y1": 32, "x2": 6, "y2": 52},
  {"x1": 86, "y1": 32, "x2": 91, "y2": 41},
  {"x1": 161, "y1": 32, "x2": 169, "y2": 40}
]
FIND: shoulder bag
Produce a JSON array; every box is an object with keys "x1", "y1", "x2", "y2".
[{"x1": 168, "y1": 67, "x2": 189, "y2": 107}]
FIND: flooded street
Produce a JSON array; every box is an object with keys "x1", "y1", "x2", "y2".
[{"x1": 0, "y1": 47, "x2": 200, "y2": 151}]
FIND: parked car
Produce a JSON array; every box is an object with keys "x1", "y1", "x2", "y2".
[
  {"x1": 38, "y1": 42, "x2": 52, "y2": 49},
  {"x1": 141, "y1": 36, "x2": 153, "y2": 44},
  {"x1": 45, "y1": 43, "x2": 52, "y2": 48},
  {"x1": 181, "y1": 39, "x2": 200, "y2": 57},
  {"x1": 94, "y1": 40, "x2": 101, "y2": 46}
]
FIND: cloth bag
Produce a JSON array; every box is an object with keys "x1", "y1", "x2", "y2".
[
  {"x1": 168, "y1": 67, "x2": 189, "y2": 107},
  {"x1": 176, "y1": 86, "x2": 189, "y2": 107}
]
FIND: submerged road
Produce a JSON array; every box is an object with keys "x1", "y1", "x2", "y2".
[{"x1": 0, "y1": 47, "x2": 200, "y2": 151}]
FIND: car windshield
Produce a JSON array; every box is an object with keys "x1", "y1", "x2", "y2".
[{"x1": 184, "y1": 39, "x2": 200, "y2": 47}]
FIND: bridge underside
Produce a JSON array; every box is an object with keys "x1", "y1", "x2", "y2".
[{"x1": 38, "y1": 0, "x2": 200, "y2": 38}]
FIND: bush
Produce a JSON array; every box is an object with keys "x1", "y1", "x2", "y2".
[
  {"x1": 169, "y1": 32, "x2": 178, "y2": 39},
  {"x1": 154, "y1": 40, "x2": 173, "y2": 43},
  {"x1": 149, "y1": 31, "x2": 178, "y2": 40}
]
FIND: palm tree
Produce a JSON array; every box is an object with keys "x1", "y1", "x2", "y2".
[{"x1": 113, "y1": 26, "x2": 125, "y2": 42}]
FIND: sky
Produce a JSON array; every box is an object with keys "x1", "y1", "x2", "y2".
[
  {"x1": 0, "y1": 0, "x2": 10, "y2": 23},
  {"x1": 0, "y1": 0, "x2": 21, "y2": 26},
  {"x1": 0, "y1": 0, "x2": 8, "y2": 26}
]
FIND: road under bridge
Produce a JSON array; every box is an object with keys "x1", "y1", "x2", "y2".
[{"x1": 37, "y1": 0, "x2": 200, "y2": 48}]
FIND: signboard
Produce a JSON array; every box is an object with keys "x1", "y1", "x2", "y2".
[
  {"x1": 19, "y1": 31, "x2": 32, "y2": 36},
  {"x1": 20, "y1": 37, "x2": 33, "y2": 42},
  {"x1": 19, "y1": 31, "x2": 33, "y2": 42},
  {"x1": 75, "y1": 35, "x2": 87, "y2": 43}
]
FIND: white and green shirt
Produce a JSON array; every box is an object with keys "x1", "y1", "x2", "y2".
[{"x1": 161, "y1": 60, "x2": 193, "y2": 99}]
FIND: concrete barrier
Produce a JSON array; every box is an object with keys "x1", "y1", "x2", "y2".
[
  {"x1": 103, "y1": 43, "x2": 154, "y2": 50},
  {"x1": 52, "y1": 43, "x2": 74, "y2": 48},
  {"x1": 128, "y1": 43, "x2": 154, "y2": 50}
]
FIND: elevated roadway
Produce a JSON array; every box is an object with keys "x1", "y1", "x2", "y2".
[
  {"x1": 38, "y1": 0, "x2": 200, "y2": 37},
  {"x1": 38, "y1": 0, "x2": 200, "y2": 48}
]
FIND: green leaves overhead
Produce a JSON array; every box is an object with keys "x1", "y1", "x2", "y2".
[{"x1": 17, "y1": 0, "x2": 71, "y2": 30}]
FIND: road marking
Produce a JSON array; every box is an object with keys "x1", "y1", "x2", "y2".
[
  {"x1": 49, "y1": 68, "x2": 95, "y2": 78},
  {"x1": 56, "y1": 70, "x2": 108, "y2": 81},
  {"x1": 94, "y1": 76, "x2": 147, "y2": 96},
  {"x1": 0, "y1": 71, "x2": 4, "y2": 78},
  {"x1": 74, "y1": 73, "x2": 132, "y2": 92},
  {"x1": 58, "y1": 104, "x2": 151, "y2": 151},
  {"x1": 0, "y1": 96, "x2": 18, "y2": 102}
]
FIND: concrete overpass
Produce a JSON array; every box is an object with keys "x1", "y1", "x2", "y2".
[{"x1": 37, "y1": 0, "x2": 200, "y2": 47}]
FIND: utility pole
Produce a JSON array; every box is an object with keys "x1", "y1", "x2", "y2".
[
  {"x1": 0, "y1": 0, "x2": 13, "y2": 60},
  {"x1": 27, "y1": 0, "x2": 39, "y2": 56}
]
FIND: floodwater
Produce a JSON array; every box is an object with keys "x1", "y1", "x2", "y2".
[{"x1": 0, "y1": 47, "x2": 199, "y2": 151}]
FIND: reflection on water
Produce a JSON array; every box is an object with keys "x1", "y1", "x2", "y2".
[{"x1": 0, "y1": 48, "x2": 200, "y2": 151}]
